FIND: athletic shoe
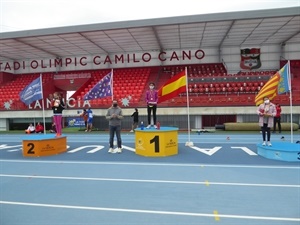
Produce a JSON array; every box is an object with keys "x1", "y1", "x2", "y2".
[
  {"x1": 262, "y1": 141, "x2": 266, "y2": 146},
  {"x1": 116, "y1": 148, "x2": 122, "y2": 153},
  {"x1": 108, "y1": 148, "x2": 114, "y2": 153},
  {"x1": 146, "y1": 125, "x2": 151, "y2": 129},
  {"x1": 267, "y1": 141, "x2": 272, "y2": 146},
  {"x1": 154, "y1": 125, "x2": 157, "y2": 129},
  {"x1": 130, "y1": 130, "x2": 134, "y2": 132}
]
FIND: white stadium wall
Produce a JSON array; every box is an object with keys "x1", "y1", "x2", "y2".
[{"x1": 282, "y1": 43, "x2": 300, "y2": 59}]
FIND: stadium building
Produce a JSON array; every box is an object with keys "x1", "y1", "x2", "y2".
[{"x1": 0, "y1": 7, "x2": 299, "y2": 131}]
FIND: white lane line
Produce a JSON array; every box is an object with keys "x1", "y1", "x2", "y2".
[
  {"x1": 7, "y1": 149, "x2": 21, "y2": 152},
  {"x1": 1, "y1": 174, "x2": 299, "y2": 188},
  {"x1": 0, "y1": 201, "x2": 299, "y2": 222},
  {"x1": 121, "y1": 145, "x2": 136, "y2": 152},
  {"x1": 0, "y1": 144, "x2": 22, "y2": 150},
  {"x1": 0, "y1": 159, "x2": 299, "y2": 169}
]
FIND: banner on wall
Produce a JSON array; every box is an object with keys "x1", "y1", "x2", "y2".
[
  {"x1": 240, "y1": 48, "x2": 261, "y2": 70},
  {"x1": 67, "y1": 117, "x2": 86, "y2": 127}
]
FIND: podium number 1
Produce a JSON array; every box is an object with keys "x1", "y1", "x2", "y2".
[{"x1": 150, "y1": 135, "x2": 159, "y2": 153}]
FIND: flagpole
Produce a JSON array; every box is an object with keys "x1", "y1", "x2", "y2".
[
  {"x1": 111, "y1": 69, "x2": 114, "y2": 100},
  {"x1": 185, "y1": 67, "x2": 193, "y2": 146},
  {"x1": 40, "y1": 73, "x2": 46, "y2": 134},
  {"x1": 287, "y1": 61, "x2": 293, "y2": 143}
]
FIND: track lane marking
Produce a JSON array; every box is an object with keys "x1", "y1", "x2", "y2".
[
  {"x1": 0, "y1": 201, "x2": 299, "y2": 222},
  {"x1": 0, "y1": 159, "x2": 299, "y2": 169},
  {"x1": 1, "y1": 174, "x2": 299, "y2": 188}
]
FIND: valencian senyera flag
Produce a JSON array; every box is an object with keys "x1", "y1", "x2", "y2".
[
  {"x1": 255, "y1": 63, "x2": 290, "y2": 106},
  {"x1": 19, "y1": 76, "x2": 43, "y2": 105},
  {"x1": 84, "y1": 72, "x2": 112, "y2": 100},
  {"x1": 158, "y1": 71, "x2": 187, "y2": 103},
  {"x1": 277, "y1": 63, "x2": 290, "y2": 94}
]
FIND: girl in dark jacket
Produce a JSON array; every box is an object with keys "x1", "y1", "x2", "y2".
[{"x1": 52, "y1": 92, "x2": 65, "y2": 137}]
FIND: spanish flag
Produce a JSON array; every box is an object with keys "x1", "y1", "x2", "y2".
[
  {"x1": 158, "y1": 71, "x2": 187, "y2": 103},
  {"x1": 254, "y1": 73, "x2": 280, "y2": 106}
]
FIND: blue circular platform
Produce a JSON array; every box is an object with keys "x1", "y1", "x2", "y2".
[
  {"x1": 257, "y1": 142, "x2": 300, "y2": 162},
  {"x1": 135, "y1": 126, "x2": 178, "y2": 132}
]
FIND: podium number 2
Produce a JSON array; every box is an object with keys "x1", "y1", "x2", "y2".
[
  {"x1": 27, "y1": 143, "x2": 35, "y2": 154},
  {"x1": 150, "y1": 135, "x2": 160, "y2": 153}
]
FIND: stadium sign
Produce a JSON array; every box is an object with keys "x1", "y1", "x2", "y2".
[{"x1": 0, "y1": 49, "x2": 205, "y2": 72}]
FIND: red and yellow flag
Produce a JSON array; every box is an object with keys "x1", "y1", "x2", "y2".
[
  {"x1": 158, "y1": 71, "x2": 187, "y2": 103},
  {"x1": 254, "y1": 73, "x2": 280, "y2": 106}
]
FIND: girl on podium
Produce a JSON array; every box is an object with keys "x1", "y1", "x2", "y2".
[
  {"x1": 145, "y1": 82, "x2": 158, "y2": 129},
  {"x1": 52, "y1": 92, "x2": 65, "y2": 137}
]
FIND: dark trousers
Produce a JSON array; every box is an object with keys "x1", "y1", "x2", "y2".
[
  {"x1": 147, "y1": 105, "x2": 157, "y2": 125},
  {"x1": 109, "y1": 125, "x2": 122, "y2": 148},
  {"x1": 273, "y1": 117, "x2": 281, "y2": 132},
  {"x1": 261, "y1": 123, "x2": 271, "y2": 142}
]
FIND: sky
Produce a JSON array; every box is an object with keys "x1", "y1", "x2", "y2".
[{"x1": 0, "y1": 0, "x2": 299, "y2": 33}]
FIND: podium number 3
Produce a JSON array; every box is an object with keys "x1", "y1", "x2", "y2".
[
  {"x1": 150, "y1": 135, "x2": 159, "y2": 153},
  {"x1": 27, "y1": 143, "x2": 35, "y2": 154}
]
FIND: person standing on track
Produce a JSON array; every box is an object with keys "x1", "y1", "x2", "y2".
[
  {"x1": 86, "y1": 108, "x2": 93, "y2": 132},
  {"x1": 80, "y1": 109, "x2": 88, "y2": 131},
  {"x1": 105, "y1": 99, "x2": 123, "y2": 153},
  {"x1": 130, "y1": 108, "x2": 139, "y2": 132},
  {"x1": 273, "y1": 103, "x2": 282, "y2": 133}
]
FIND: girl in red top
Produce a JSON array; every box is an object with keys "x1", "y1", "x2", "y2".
[{"x1": 35, "y1": 122, "x2": 44, "y2": 133}]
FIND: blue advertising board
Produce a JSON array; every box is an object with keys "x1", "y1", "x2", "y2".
[{"x1": 67, "y1": 117, "x2": 85, "y2": 127}]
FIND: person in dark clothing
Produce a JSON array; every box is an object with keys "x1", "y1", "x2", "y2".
[
  {"x1": 105, "y1": 100, "x2": 123, "y2": 153},
  {"x1": 80, "y1": 109, "x2": 88, "y2": 130},
  {"x1": 130, "y1": 108, "x2": 139, "y2": 132}
]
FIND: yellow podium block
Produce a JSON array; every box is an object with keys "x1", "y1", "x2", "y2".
[
  {"x1": 135, "y1": 127, "x2": 178, "y2": 157},
  {"x1": 22, "y1": 134, "x2": 67, "y2": 157}
]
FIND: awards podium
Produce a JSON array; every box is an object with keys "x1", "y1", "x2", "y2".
[
  {"x1": 22, "y1": 134, "x2": 67, "y2": 157},
  {"x1": 257, "y1": 142, "x2": 300, "y2": 162},
  {"x1": 135, "y1": 127, "x2": 178, "y2": 157}
]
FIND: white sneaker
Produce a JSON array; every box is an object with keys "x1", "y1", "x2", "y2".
[
  {"x1": 146, "y1": 125, "x2": 151, "y2": 129},
  {"x1": 267, "y1": 141, "x2": 272, "y2": 146},
  {"x1": 108, "y1": 148, "x2": 114, "y2": 153},
  {"x1": 130, "y1": 130, "x2": 134, "y2": 132},
  {"x1": 116, "y1": 148, "x2": 122, "y2": 153},
  {"x1": 262, "y1": 141, "x2": 266, "y2": 146},
  {"x1": 154, "y1": 125, "x2": 157, "y2": 129}
]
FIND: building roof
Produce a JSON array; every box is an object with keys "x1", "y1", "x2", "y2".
[{"x1": 0, "y1": 7, "x2": 299, "y2": 62}]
